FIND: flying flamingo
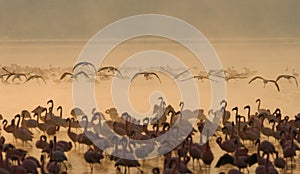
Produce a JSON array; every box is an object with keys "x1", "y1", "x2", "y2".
[
  {"x1": 131, "y1": 71, "x2": 161, "y2": 83},
  {"x1": 181, "y1": 75, "x2": 211, "y2": 82},
  {"x1": 160, "y1": 66, "x2": 194, "y2": 80},
  {"x1": 276, "y1": 74, "x2": 298, "y2": 87},
  {"x1": 249, "y1": 76, "x2": 280, "y2": 92},
  {"x1": 98, "y1": 66, "x2": 123, "y2": 77},
  {"x1": 72, "y1": 61, "x2": 97, "y2": 73},
  {"x1": 60, "y1": 71, "x2": 89, "y2": 81},
  {"x1": 24, "y1": 75, "x2": 47, "y2": 84}
]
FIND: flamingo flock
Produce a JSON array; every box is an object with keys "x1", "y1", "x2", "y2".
[
  {"x1": 0, "y1": 98, "x2": 299, "y2": 174},
  {"x1": 1, "y1": 63, "x2": 299, "y2": 93}
]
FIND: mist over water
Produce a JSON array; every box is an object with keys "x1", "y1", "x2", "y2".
[
  {"x1": 0, "y1": 38, "x2": 299, "y2": 174},
  {"x1": 1, "y1": 1, "x2": 300, "y2": 173},
  {"x1": 1, "y1": 38, "x2": 300, "y2": 116}
]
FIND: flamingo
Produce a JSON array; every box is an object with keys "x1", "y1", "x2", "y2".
[
  {"x1": 255, "y1": 152, "x2": 278, "y2": 174},
  {"x1": 274, "y1": 151, "x2": 286, "y2": 170},
  {"x1": 256, "y1": 99, "x2": 271, "y2": 115},
  {"x1": 215, "y1": 140, "x2": 254, "y2": 172},
  {"x1": 276, "y1": 74, "x2": 298, "y2": 87},
  {"x1": 2, "y1": 119, "x2": 15, "y2": 134},
  {"x1": 181, "y1": 75, "x2": 211, "y2": 82},
  {"x1": 131, "y1": 71, "x2": 161, "y2": 83},
  {"x1": 163, "y1": 158, "x2": 180, "y2": 174},
  {"x1": 98, "y1": 66, "x2": 123, "y2": 77},
  {"x1": 114, "y1": 138, "x2": 142, "y2": 174},
  {"x1": 72, "y1": 61, "x2": 97, "y2": 73},
  {"x1": 34, "y1": 113, "x2": 47, "y2": 133},
  {"x1": 249, "y1": 76, "x2": 280, "y2": 92},
  {"x1": 21, "y1": 158, "x2": 39, "y2": 174},
  {"x1": 66, "y1": 118, "x2": 78, "y2": 147},
  {"x1": 2, "y1": 67, "x2": 28, "y2": 83},
  {"x1": 84, "y1": 148, "x2": 104, "y2": 172},
  {"x1": 216, "y1": 137, "x2": 235, "y2": 153},
  {"x1": 160, "y1": 66, "x2": 194, "y2": 80},
  {"x1": 35, "y1": 135, "x2": 48, "y2": 149},
  {"x1": 220, "y1": 100, "x2": 231, "y2": 125},
  {"x1": 258, "y1": 115, "x2": 274, "y2": 140},
  {"x1": 24, "y1": 75, "x2": 46, "y2": 84},
  {"x1": 201, "y1": 130, "x2": 214, "y2": 171},
  {"x1": 13, "y1": 115, "x2": 33, "y2": 146},
  {"x1": 77, "y1": 116, "x2": 94, "y2": 147},
  {"x1": 60, "y1": 71, "x2": 89, "y2": 81},
  {"x1": 187, "y1": 135, "x2": 202, "y2": 170}
]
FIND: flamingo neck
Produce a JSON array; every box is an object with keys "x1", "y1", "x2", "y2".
[
  {"x1": 247, "y1": 107, "x2": 251, "y2": 122},
  {"x1": 256, "y1": 141, "x2": 261, "y2": 158},
  {"x1": 16, "y1": 116, "x2": 21, "y2": 128},
  {"x1": 265, "y1": 153, "x2": 270, "y2": 174},
  {"x1": 59, "y1": 108, "x2": 62, "y2": 117},
  {"x1": 261, "y1": 117, "x2": 267, "y2": 129},
  {"x1": 257, "y1": 100, "x2": 261, "y2": 111},
  {"x1": 3, "y1": 121, "x2": 7, "y2": 129},
  {"x1": 68, "y1": 120, "x2": 71, "y2": 132},
  {"x1": 36, "y1": 114, "x2": 40, "y2": 123},
  {"x1": 84, "y1": 119, "x2": 88, "y2": 133}
]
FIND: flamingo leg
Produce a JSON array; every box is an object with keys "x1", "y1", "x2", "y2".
[
  {"x1": 192, "y1": 158, "x2": 194, "y2": 170},
  {"x1": 62, "y1": 162, "x2": 68, "y2": 171},
  {"x1": 198, "y1": 160, "x2": 201, "y2": 170},
  {"x1": 89, "y1": 163, "x2": 93, "y2": 173}
]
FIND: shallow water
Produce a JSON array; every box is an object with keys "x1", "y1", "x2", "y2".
[
  {"x1": 0, "y1": 40, "x2": 300, "y2": 173},
  {"x1": 0, "y1": 79, "x2": 299, "y2": 174}
]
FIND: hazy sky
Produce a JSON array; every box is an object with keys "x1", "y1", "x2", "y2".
[{"x1": 1, "y1": 0, "x2": 300, "y2": 40}]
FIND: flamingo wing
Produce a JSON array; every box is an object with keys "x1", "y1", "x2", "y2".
[
  {"x1": 113, "y1": 68, "x2": 123, "y2": 77},
  {"x1": 74, "y1": 71, "x2": 89, "y2": 79},
  {"x1": 248, "y1": 153, "x2": 258, "y2": 167},
  {"x1": 160, "y1": 67, "x2": 176, "y2": 77},
  {"x1": 19, "y1": 73, "x2": 27, "y2": 79},
  {"x1": 173, "y1": 68, "x2": 191, "y2": 79},
  {"x1": 37, "y1": 75, "x2": 47, "y2": 84},
  {"x1": 215, "y1": 154, "x2": 234, "y2": 167},
  {"x1": 98, "y1": 66, "x2": 110, "y2": 72},
  {"x1": 269, "y1": 80, "x2": 280, "y2": 92},
  {"x1": 275, "y1": 75, "x2": 285, "y2": 82},
  {"x1": 60, "y1": 72, "x2": 72, "y2": 80},
  {"x1": 195, "y1": 75, "x2": 209, "y2": 80},
  {"x1": 248, "y1": 76, "x2": 264, "y2": 84},
  {"x1": 293, "y1": 76, "x2": 298, "y2": 87},
  {"x1": 130, "y1": 72, "x2": 145, "y2": 82},
  {"x1": 181, "y1": 76, "x2": 194, "y2": 82},
  {"x1": 0, "y1": 73, "x2": 9, "y2": 79},
  {"x1": 276, "y1": 75, "x2": 298, "y2": 87},
  {"x1": 99, "y1": 66, "x2": 122, "y2": 77},
  {"x1": 2, "y1": 67, "x2": 11, "y2": 73},
  {"x1": 149, "y1": 72, "x2": 161, "y2": 83},
  {"x1": 12, "y1": 76, "x2": 20, "y2": 83},
  {"x1": 73, "y1": 62, "x2": 97, "y2": 73},
  {"x1": 25, "y1": 75, "x2": 44, "y2": 83},
  {"x1": 5, "y1": 73, "x2": 14, "y2": 81}
]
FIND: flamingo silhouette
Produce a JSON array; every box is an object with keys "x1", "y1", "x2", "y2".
[
  {"x1": 98, "y1": 66, "x2": 123, "y2": 76},
  {"x1": 276, "y1": 74, "x2": 298, "y2": 87},
  {"x1": 72, "y1": 61, "x2": 97, "y2": 73},
  {"x1": 25, "y1": 75, "x2": 46, "y2": 84},
  {"x1": 131, "y1": 71, "x2": 161, "y2": 83},
  {"x1": 160, "y1": 67, "x2": 194, "y2": 80},
  {"x1": 60, "y1": 71, "x2": 89, "y2": 80},
  {"x1": 249, "y1": 76, "x2": 280, "y2": 92}
]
